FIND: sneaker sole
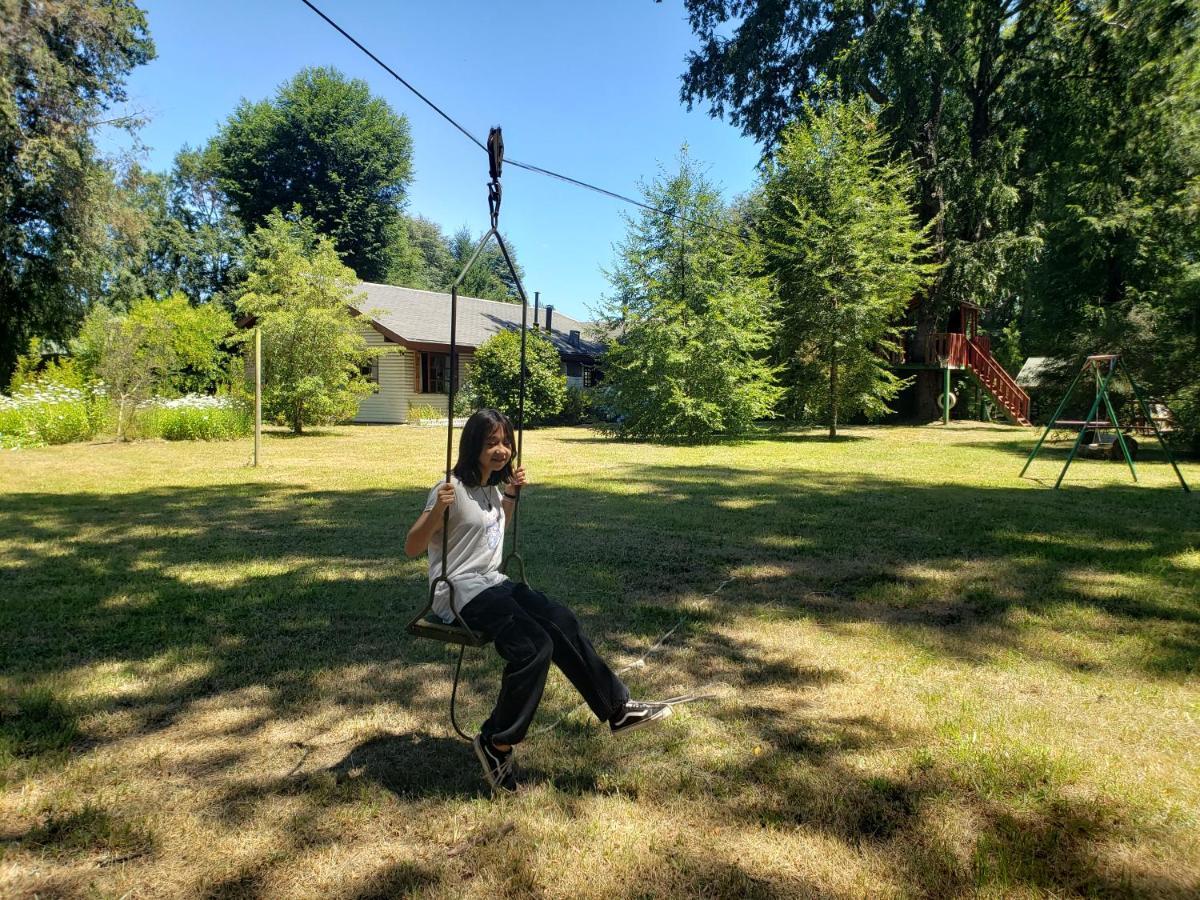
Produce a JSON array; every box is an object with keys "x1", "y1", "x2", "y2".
[{"x1": 611, "y1": 704, "x2": 672, "y2": 735}]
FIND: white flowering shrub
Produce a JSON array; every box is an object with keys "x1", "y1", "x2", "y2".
[
  {"x1": 136, "y1": 394, "x2": 252, "y2": 441},
  {"x1": 0, "y1": 382, "x2": 109, "y2": 448}
]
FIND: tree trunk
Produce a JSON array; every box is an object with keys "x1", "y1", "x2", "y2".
[{"x1": 829, "y1": 340, "x2": 838, "y2": 438}]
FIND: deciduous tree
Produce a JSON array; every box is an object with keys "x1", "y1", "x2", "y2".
[
  {"x1": 235, "y1": 212, "x2": 389, "y2": 433},
  {"x1": 0, "y1": 0, "x2": 154, "y2": 383},
  {"x1": 213, "y1": 67, "x2": 413, "y2": 283}
]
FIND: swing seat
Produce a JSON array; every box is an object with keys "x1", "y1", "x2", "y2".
[{"x1": 406, "y1": 613, "x2": 491, "y2": 647}]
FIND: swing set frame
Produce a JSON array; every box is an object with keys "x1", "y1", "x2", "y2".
[{"x1": 1019, "y1": 354, "x2": 1190, "y2": 492}]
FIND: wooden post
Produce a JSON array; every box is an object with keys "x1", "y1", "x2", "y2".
[{"x1": 254, "y1": 326, "x2": 262, "y2": 467}]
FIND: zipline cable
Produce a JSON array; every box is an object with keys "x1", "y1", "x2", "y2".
[
  {"x1": 297, "y1": 0, "x2": 488, "y2": 153},
  {"x1": 296, "y1": 0, "x2": 767, "y2": 251}
]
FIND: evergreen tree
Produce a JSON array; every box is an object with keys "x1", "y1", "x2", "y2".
[
  {"x1": 598, "y1": 150, "x2": 779, "y2": 441},
  {"x1": 0, "y1": 0, "x2": 154, "y2": 383},
  {"x1": 678, "y1": 0, "x2": 1049, "y2": 415},
  {"x1": 447, "y1": 227, "x2": 525, "y2": 302},
  {"x1": 1016, "y1": 1, "x2": 1200, "y2": 444},
  {"x1": 757, "y1": 99, "x2": 935, "y2": 436}
]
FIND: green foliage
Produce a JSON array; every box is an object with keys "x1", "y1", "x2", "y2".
[
  {"x1": 72, "y1": 294, "x2": 234, "y2": 438},
  {"x1": 386, "y1": 218, "x2": 527, "y2": 302},
  {"x1": 7, "y1": 339, "x2": 85, "y2": 394},
  {"x1": 756, "y1": 98, "x2": 935, "y2": 435},
  {"x1": 168, "y1": 144, "x2": 246, "y2": 304},
  {"x1": 391, "y1": 216, "x2": 456, "y2": 291},
  {"x1": 679, "y1": 0, "x2": 1046, "y2": 421},
  {"x1": 406, "y1": 403, "x2": 443, "y2": 425},
  {"x1": 0, "y1": 0, "x2": 155, "y2": 385},
  {"x1": 236, "y1": 212, "x2": 389, "y2": 433},
  {"x1": 0, "y1": 381, "x2": 108, "y2": 448},
  {"x1": 555, "y1": 385, "x2": 595, "y2": 426},
  {"x1": 213, "y1": 66, "x2": 413, "y2": 283},
  {"x1": 1016, "y1": 1, "x2": 1200, "y2": 448},
  {"x1": 447, "y1": 227, "x2": 525, "y2": 302},
  {"x1": 598, "y1": 150, "x2": 780, "y2": 441},
  {"x1": 466, "y1": 329, "x2": 566, "y2": 425},
  {"x1": 136, "y1": 396, "x2": 251, "y2": 441},
  {"x1": 72, "y1": 303, "x2": 172, "y2": 440},
  {"x1": 127, "y1": 294, "x2": 234, "y2": 394}
]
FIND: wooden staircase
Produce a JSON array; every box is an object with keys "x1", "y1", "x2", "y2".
[{"x1": 927, "y1": 333, "x2": 1032, "y2": 426}]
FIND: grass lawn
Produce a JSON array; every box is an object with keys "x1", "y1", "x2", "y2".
[{"x1": 1, "y1": 422, "x2": 1198, "y2": 898}]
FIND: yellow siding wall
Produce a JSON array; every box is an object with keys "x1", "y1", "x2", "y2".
[{"x1": 353, "y1": 328, "x2": 472, "y2": 423}]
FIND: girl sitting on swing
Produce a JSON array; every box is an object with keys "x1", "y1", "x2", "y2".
[{"x1": 405, "y1": 408, "x2": 671, "y2": 794}]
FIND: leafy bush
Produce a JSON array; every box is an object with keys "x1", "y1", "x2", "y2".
[
  {"x1": 0, "y1": 382, "x2": 108, "y2": 448},
  {"x1": 407, "y1": 403, "x2": 443, "y2": 425},
  {"x1": 137, "y1": 395, "x2": 251, "y2": 441},
  {"x1": 466, "y1": 329, "x2": 565, "y2": 425},
  {"x1": 554, "y1": 386, "x2": 595, "y2": 425}
]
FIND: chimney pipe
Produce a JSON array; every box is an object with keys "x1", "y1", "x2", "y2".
[
  {"x1": 545, "y1": 304, "x2": 554, "y2": 334},
  {"x1": 533, "y1": 291, "x2": 540, "y2": 328}
]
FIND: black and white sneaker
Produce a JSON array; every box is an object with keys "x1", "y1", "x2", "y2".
[
  {"x1": 609, "y1": 700, "x2": 672, "y2": 735},
  {"x1": 473, "y1": 734, "x2": 517, "y2": 794}
]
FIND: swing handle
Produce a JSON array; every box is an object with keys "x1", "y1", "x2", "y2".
[
  {"x1": 405, "y1": 576, "x2": 487, "y2": 646},
  {"x1": 500, "y1": 551, "x2": 526, "y2": 585}
]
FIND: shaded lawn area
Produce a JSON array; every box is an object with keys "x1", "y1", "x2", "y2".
[{"x1": 0, "y1": 423, "x2": 1197, "y2": 898}]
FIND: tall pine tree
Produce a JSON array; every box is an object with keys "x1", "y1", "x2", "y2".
[
  {"x1": 599, "y1": 150, "x2": 779, "y2": 441},
  {"x1": 757, "y1": 98, "x2": 935, "y2": 436}
]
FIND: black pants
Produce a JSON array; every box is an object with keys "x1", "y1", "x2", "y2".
[{"x1": 458, "y1": 580, "x2": 629, "y2": 746}]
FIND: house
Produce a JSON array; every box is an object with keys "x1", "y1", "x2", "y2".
[{"x1": 349, "y1": 281, "x2": 604, "y2": 424}]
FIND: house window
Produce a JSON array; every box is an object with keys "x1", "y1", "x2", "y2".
[
  {"x1": 360, "y1": 359, "x2": 380, "y2": 393},
  {"x1": 583, "y1": 366, "x2": 596, "y2": 388},
  {"x1": 420, "y1": 352, "x2": 450, "y2": 394}
]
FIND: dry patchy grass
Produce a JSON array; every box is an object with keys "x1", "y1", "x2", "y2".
[{"x1": 1, "y1": 423, "x2": 1198, "y2": 898}]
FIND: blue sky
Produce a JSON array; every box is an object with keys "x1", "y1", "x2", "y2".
[{"x1": 100, "y1": 0, "x2": 763, "y2": 323}]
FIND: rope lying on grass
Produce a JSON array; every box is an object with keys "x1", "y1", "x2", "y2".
[{"x1": 528, "y1": 578, "x2": 733, "y2": 737}]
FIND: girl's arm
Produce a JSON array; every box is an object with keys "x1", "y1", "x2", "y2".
[
  {"x1": 501, "y1": 466, "x2": 527, "y2": 529},
  {"x1": 405, "y1": 483, "x2": 455, "y2": 557}
]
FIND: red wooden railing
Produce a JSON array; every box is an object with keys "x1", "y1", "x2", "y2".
[
  {"x1": 926, "y1": 332, "x2": 1031, "y2": 425},
  {"x1": 927, "y1": 332, "x2": 969, "y2": 367},
  {"x1": 966, "y1": 338, "x2": 1030, "y2": 424}
]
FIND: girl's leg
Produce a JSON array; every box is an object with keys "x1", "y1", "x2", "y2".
[
  {"x1": 510, "y1": 583, "x2": 630, "y2": 723},
  {"x1": 458, "y1": 582, "x2": 553, "y2": 747}
]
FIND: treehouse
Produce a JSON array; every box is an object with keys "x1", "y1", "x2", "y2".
[{"x1": 895, "y1": 301, "x2": 1032, "y2": 426}]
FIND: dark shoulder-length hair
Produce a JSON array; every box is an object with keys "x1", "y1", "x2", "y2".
[{"x1": 452, "y1": 408, "x2": 515, "y2": 487}]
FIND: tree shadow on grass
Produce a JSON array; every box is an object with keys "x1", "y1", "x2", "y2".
[
  {"x1": 1, "y1": 456, "x2": 1197, "y2": 896},
  {"x1": 555, "y1": 430, "x2": 874, "y2": 446},
  {"x1": 325, "y1": 732, "x2": 482, "y2": 800}
]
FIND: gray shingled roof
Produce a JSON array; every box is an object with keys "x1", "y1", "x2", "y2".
[{"x1": 349, "y1": 281, "x2": 605, "y2": 357}]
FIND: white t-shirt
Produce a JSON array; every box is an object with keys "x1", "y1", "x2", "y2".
[{"x1": 424, "y1": 477, "x2": 508, "y2": 621}]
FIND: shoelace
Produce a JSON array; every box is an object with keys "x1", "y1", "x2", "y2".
[{"x1": 495, "y1": 751, "x2": 515, "y2": 783}]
